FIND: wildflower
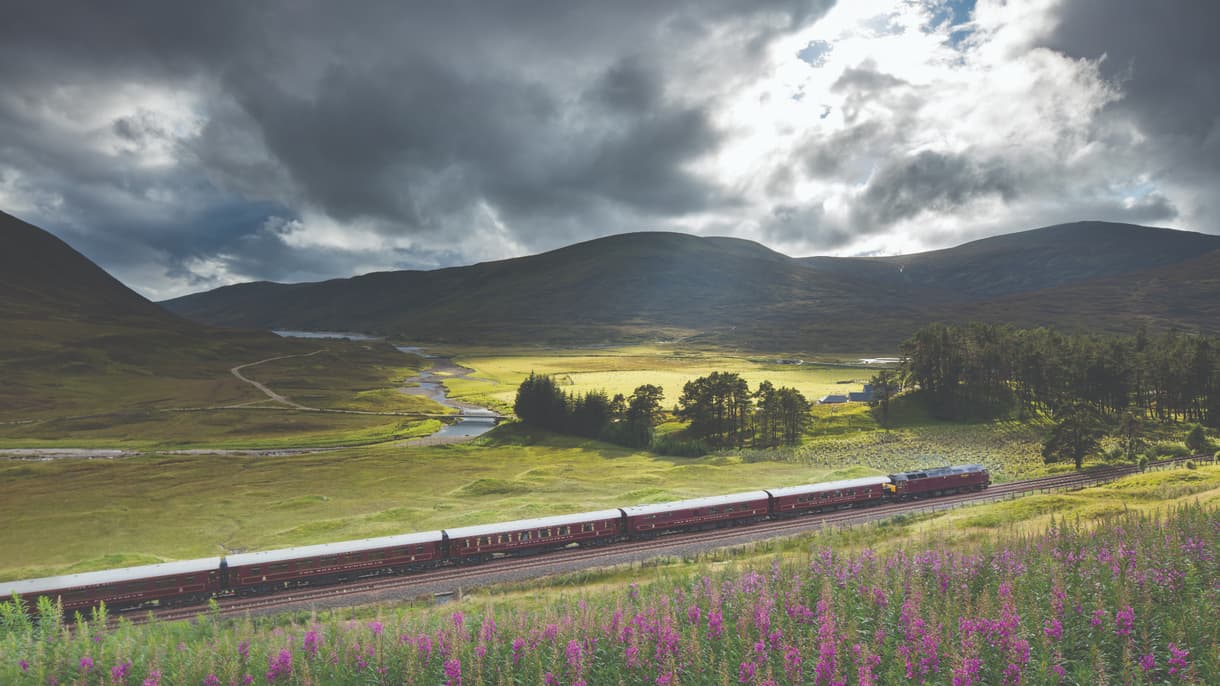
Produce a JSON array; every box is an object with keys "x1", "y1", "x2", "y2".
[
  {"x1": 303, "y1": 629, "x2": 321, "y2": 658},
  {"x1": 142, "y1": 671, "x2": 161, "y2": 686},
  {"x1": 1043, "y1": 618, "x2": 1063, "y2": 641},
  {"x1": 443, "y1": 658, "x2": 462, "y2": 686},
  {"x1": 543, "y1": 673, "x2": 559, "y2": 686},
  {"x1": 1090, "y1": 608, "x2": 1107, "y2": 628},
  {"x1": 707, "y1": 609, "x2": 724, "y2": 639},
  {"x1": 417, "y1": 634, "x2": 433, "y2": 660},
  {"x1": 687, "y1": 605, "x2": 701, "y2": 624},
  {"x1": 111, "y1": 659, "x2": 132, "y2": 682},
  {"x1": 738, "y1": 660, "x2": 756, "y2": 683},
  {"x1": 566, "y1": 638, "x2": 583, "y2": 664},
  {"x1": 237, "y1": 640, "x2": 250, "y2": 660},
  {"x1": 266, "y1": 649, "x2": 292, "y2": 682},
  {"x1": 656, "y1": 673, "x2": 674, "y2": 686},
  {"x1": 1115, "y1": 606, "x2": 1135, "y2": 637},
  {"x1": 1168, "y1": 643, "x2": 1189, "y2": 675},
  {"x1": 368, "y1": 620, "x2": 384, "y2": 636},
  {"x1": 1140, "y1": 652, "x2": 1156, "y2": 672},
  {"x1": 203, "y1": 675, "x2": 221, "y2": 686},
  {"x1": 80, "y1": 656, "x2": 94, "y2": 672},
  {"x1": 511, "y1": 637, "x2": 525, "y2": 664},
  {"x1": 19, "y1": 660, "x2": 29, "y2": 672},
  {"x1": 451, "y1": 611, "x2": 465, "y2": 631}
]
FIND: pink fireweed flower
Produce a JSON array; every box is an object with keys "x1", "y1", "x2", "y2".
[
  {"x1": 18, "y1": 659, "x2": 29, "y2": 672},
  {"x1": 451, "y1": 611, "x2": 465, "y2": 631},
  {"x1": 80, "y1": 656, "x2": 94, "y2": 672},
  {"x1": 687, "y1": 605, "x2": 701, "y2": 624},
  {"x1": 566, "y1": 639, "x2": 584, "y2": 671},
  {"x1": 417, "y1": 635, "x2": 433, "y2": 660},
  {"x1": 511, "y1": 637, "x2": 525, "y2": 664},
  {"x1": 237, "y1": 640, "x2": 250, "y2": 660},
  {"x1": 443, "y1": 658, "x2": 462, "y2": 686},
  {"x1": 1090, "y1": 608, "x2": 1107, "y2": 628},
  {"x1": 203, "y1": 675, "x2": 221, "y2": 686},
  {"x1": 367, "y1": 620, "x2": 384, "y2": 636},
  {"x1": 266, "y1": 649, "x2": 292, "y2": 682},
  {"x1": 1115, "y1": 606, "x2": 1135, "y2": 637},
  {"x1": 303, "y1": 629, "x2": 321, "y2": 658},
  {"x1": 111, "y1": 659, "x2": 132, "y2": 682},
  {"x1": 142, "y1": 671, "x2": 161, "y2": 686},
  {"x1": 1140, "y1": 653, "x2": 1156, "y2": 672},
  {"x1": 738, "y1": 661, "x2": 756, "y2": 683},
  {"x1": 707, "y1": 609, "x2": 724, "y2": 639},
  {"x1": 1168, "y1": 643, "x2": 1189, "y2": 675},
  {"x1": 1043, "y1": 618, "x2": 1063, "y2": 642}
]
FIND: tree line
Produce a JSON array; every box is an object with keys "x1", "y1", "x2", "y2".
[
  {"x1": 900, "y1": 323, "x2": 1220, "y2": 427},
  {"x1": 514, "y1": 373, "x2": 664, "y2": 449},
  {"x1": 513, "y1": 371, "x2": 813, "y2": 453}
]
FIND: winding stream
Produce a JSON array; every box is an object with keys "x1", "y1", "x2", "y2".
[{"x1": 273, "y1": 332, "x2": 499, "y2": 440}]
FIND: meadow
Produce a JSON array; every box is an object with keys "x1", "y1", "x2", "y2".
[
  {"x1": 435, "y1": 345, "x2": 878, "y2": 414},
  {"x1": 0, "y1": 340, "x2": 444, "y2": 450},
  {"x1": 0, "y1": 426, "x2": 881, "y2": 581},
  {"x1": 2, "y1": 470, "x2": 1217, "y2": 685}
]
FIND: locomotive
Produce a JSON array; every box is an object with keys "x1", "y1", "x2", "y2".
[{"x1": 1, "y1": 465, "x2": 988, "y2": 615}]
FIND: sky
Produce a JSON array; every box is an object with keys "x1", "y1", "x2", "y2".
[{"x1": 2, "y1": 0, "x2": 1218, "y2": 299}]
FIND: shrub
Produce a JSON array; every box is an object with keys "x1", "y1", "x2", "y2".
[{"x1": 651, "y1": 435, "x2": 708, "y2": 457}]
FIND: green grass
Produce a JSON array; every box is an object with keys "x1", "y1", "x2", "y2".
[
  {"x1": 0, "y1": 339, "x2": 449, "y2": 448},
  {"x1": 0, "y1": 424, "x2": 889, "y2": 581},
  {"x1": 434, "y1": 344, "x2": 878, "y2": 413}
]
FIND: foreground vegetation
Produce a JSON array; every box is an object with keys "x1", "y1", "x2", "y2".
[{"x1": 3, "y1": 475, "x2": 1217, "y2": 685}]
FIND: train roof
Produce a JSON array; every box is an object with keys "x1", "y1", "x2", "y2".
[
  {"x1": 765, "y1": 476, "x2": 891, "y2": 498},
  {"x1": 0, "y1": 557, "x2": 222, "y2": 598},
  {"x1": 224, "y1": 530, "x2": 445, "y2": 568},
  {"x1": 620, "y1": 490, "x2": 771, "y2": 517},
  {"x1": 443, "y1": 510, "x2": 625, "y2": 540},
  {"x1": 889, "y1": 464, "x2": 988, "y2": 481}
]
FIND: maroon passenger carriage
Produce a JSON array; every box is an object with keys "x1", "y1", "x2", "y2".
[
  {"x1": 0, "y1": 558, "x2": 222, "y2": 615},
  {"x1": 442, "y1": 510, "x2": 625, "y2": 563},
  {"x1": 621, "y1": 491, "x2": 771, "y2": 537},
  {"x1": 222, "y1": 530, "x2": 445, "y2": 595},
  {"x1": 765, "y1": 476, "x2": 891, "y2": 517}
]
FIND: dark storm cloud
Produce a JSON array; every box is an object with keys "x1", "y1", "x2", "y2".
[
  {"x1": 854, "y1": 150, "x2": 1018, "y2": 229},
  {"x1": 0, "y1": 0, "x2": 836, "y2": 294},
  {"x1": 1040, "y1": 0, "x2": 1220, "y2": 217}
]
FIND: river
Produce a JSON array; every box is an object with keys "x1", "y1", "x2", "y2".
[{"x1": 273, "y1": 332, "x2": 499, "y2": 440}]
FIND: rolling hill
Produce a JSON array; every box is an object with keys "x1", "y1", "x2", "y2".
[
  {"x1": 163, "y1": 221, "x2": 1220, "y2": 351},
  {"x1": 0, "y1": 210, "x2": 317, "y2": 419}
]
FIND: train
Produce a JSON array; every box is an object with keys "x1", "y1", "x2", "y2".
[{"x1": 0, "y1": 465, "x2": 988, "y2": 615}]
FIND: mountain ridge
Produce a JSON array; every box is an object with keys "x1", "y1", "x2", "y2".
[{"x1": 161, "y1": 220, "x2": 1220, "y2": 350}]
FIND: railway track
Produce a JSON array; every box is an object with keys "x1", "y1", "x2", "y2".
[{"x1": 137, "y1": 456, "x2": 1202, "y2": 624}]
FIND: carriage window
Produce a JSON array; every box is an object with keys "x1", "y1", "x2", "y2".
[
  {"x1": 541, "y1": 528, "x2": 551, "y2": 538},
  {"x1": 582, "y1": 523, "x2": 594, "y2": 533},
  {"x1": 415, "y1": 545, "x2": 425, "y2": 554},
  {"x1": 520, "y1": 531, "x2": 531, "y2": 542}
]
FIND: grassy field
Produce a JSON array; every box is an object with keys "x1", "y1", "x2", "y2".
[
  {"x1": 0, "y1": 339, "x2": 447, "y2": 449},
  {"x1": 0, "y1": 425, "x2": 882, "y2": 581},
  {"x1": 435, "y1": 344, "x2": 879, "y2": 413}
]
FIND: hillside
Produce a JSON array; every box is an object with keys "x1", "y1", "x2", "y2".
[
  {"x1": 801, "y1": 220, "x2": 1220, "y2": 299},
  {"x1": 0, "y1": 211, "x2": 317, "y2": 419},
  {"x1": 162, "y1": 221, "x2": 1220, "y2": 351}
]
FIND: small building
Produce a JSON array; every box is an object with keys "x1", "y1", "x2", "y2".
[
  {"x1": 848, "y1": 383, "x2": 874, "y2": 403},
  {"x1": 818, "y1": 394, "x2": 848, "y2": 404}
]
